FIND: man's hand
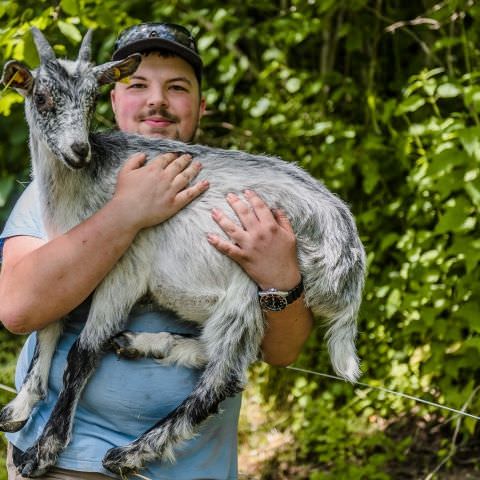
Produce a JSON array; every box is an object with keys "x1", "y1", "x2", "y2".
[
  {"x1": 207, "y1": 190, "x2": 301, "y2": 291},
  {"x1": 114, "y1": 152, "x2": 209, "y2": 230}
]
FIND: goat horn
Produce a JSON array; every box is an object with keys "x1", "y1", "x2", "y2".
[
  {"x1": 77, "y1": 29, "x2": 93, "y2": 63},
  {"x1": 31, "y1": 27, "x2": 56, "y2": 63}
]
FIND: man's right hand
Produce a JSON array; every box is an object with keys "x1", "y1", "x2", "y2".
[{"x1": 113, "y1": 152, "x2": 209, "y2": 231}]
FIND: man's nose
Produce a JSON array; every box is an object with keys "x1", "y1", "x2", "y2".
[{"x1": 148, "y1": 86, "x2": 168, "y2": 108}]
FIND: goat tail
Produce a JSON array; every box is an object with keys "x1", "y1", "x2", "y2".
[
  {"x1": 300, "y1": 228, "x2": 365, "y2": 383},
  {"x1": 325, "y1": 302, "x2": 361, "y2": 383}
]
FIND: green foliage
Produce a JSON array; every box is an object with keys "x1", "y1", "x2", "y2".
[{"x1": 1, "y1": 0, "x2": 480, "y2": 478}]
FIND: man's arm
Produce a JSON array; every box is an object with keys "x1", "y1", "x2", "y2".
[
  {"x1": 0, "y1": 152, "x2": 208, "y2": 334},
  {"x1": 207, "y1": 190, "x2": 314, "y2": 366}
]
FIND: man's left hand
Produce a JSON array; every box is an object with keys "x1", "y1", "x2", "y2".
[{"x1": 207, "y1": 190, "x2": 302, "y2": 291}]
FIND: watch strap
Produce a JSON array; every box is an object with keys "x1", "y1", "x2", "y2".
[{"x1": 284, "y1": 277, "x2": 304, "y2": 304}]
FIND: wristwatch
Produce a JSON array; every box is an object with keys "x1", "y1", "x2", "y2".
[{"x1": 258, "y1": 277, "x2": 304, "y2": 312}]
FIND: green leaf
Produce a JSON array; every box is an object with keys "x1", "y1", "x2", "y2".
[
  {"x1": 465, "y1": 180, "x2": 480, "y2": 209},
  {"x1": 395, "y1": 95, "x2": 426, "y2": 116},
  {"x1": 463, "y1": 85, "x2": 480, "y2": 111},
  {"x1": 250, "y1": 97, "x2": 270, "y2": 117},
  {"x1": 0, "y1": 176, "x2": 14, "y2": 207},
  {"x1": 456, "y1": 300, "x2": 480, "y2": 332},
  {"x1": 198, "y1": 33, "x2": 216, "y2": 52},
  {"x1": 457, "y1": 127, "x2": 480, "y2": 161},
  {"x1": 60, "y1": 0, "x2": 79, "y2": 16},
  {"x1": 435, "y1": 196, "x2": 474, "y2": 234},
  {"x1": 58, "y1": 20, "x2": 82, "y2": 44},
  {"x1": 448, "y1": 236, "x2": 480, "y2": 273},
  {"x1": 285, "y1": 77, "x2": 301, "y2": 93},
  {"x1": 436, "y1": 83, "x2": 461, "y2": 98},
  {"x1": 0, "y1": 91, "x2": 24, "y2": 116},
  {"x1": 386, "y1": 288, "x2": 402, "y2": 319},
  {"x1": 23, "y1": 29, "x2": 40, "y2": 67},
  {"x1": 427, "y1": 149, "x2": 468, "y2": 177}
]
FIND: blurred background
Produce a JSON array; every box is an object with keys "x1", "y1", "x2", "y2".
[{"x1": 0, "y1": 1, "x2": 479, "y2": 478}]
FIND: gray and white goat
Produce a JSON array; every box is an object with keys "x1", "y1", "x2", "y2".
[{"x1": 0, "y1": 29, "x2": 365, "y2": 477}]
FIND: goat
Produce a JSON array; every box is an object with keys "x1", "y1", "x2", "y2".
[{"x1": 0, "y1": 28, "x2": 365, "y2": 478}]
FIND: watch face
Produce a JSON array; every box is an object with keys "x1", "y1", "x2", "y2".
[{"x1": 259, "y1": 293, "x2": 288, "y2": 311}]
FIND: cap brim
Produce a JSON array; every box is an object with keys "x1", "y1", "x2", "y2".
[{"x1": 112, "y1": 38, "x2": 202, "y2": 74}]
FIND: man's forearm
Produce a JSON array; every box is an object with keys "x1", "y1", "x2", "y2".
[
  {"x1": 261, "y1": 295, "x2": 314, "y2": 366},
  {"x1": 0, "y1": 198, "x2": 140, "y2": 334}
]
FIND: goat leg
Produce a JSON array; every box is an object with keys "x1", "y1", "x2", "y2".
[
  {"x1": 110, "y1": 330, "x2": 208, "y2": 367},
  {"x1": 16, "y1": 337, "x2": 101, "y2": 477},
  {"x1": 17, "y1": 259, "x2": 147, "y2": 477},
  {"x1": 0, "y1": 322, "x2": 63, "y2": 433},
  {"x1": 103, "y1": 278, "x2": 262, "y2": 474}
]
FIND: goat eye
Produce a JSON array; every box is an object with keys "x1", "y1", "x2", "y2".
[{"x1": 34, "y1": 92, "x2": 48, "y2": 107}]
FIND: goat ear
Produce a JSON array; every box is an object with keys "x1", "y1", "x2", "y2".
[
  {"x1": 94, "y1": 54, "x2": 142, "y2": 86},
  {"x1": 1, "y1": 60, "x2": 34, "y2": 96}
]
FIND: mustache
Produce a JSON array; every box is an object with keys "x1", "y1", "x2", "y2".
[{"x1": 144, "y1": 107, "x2": 179, "y2": 123}]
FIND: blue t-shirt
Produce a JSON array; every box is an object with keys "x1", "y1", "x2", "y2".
[{"x1": 0, "y1": 182, "x2": 241, "y2": 479}]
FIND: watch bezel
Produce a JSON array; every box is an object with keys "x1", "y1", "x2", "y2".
[
  {"x1": 258, "y1": 277, "x2": 304, "y2": 312},
  {"x1": 258, "y1": 292, "x2": 289, "y2": 311}
]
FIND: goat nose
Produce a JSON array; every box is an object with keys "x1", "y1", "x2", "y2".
[{"x1": 71, "y1": 142, "x2": 90, "y2": 161}]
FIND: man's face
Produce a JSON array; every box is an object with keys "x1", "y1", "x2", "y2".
[{"x1": 110, "y1": 54, "x2": 205, "y2": 142}]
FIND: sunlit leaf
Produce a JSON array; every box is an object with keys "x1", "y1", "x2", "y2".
[
  {"x1": 58, "y1": 20, "x2": 82, "y2": 44},
  {"x1": 436, "y1": 83, "x2": 461, "y2": 98},
  {"x1": 395, "y1": 95, "x2": 426, "y2": 115},
  {"x1": 60, "y1": 0, "x2": 79, "y2": 16}
]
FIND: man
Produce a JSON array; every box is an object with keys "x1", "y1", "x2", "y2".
[{"x1": 0, "y1": 22, "x2": 313, "y2": 479}]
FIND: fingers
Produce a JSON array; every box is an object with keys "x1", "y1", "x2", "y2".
[
  {"x1": 172, "y1": 160, "x2": 203, "y2": 190},
  {"x1": 129, "y1": 151, "x2": 194, "y2": 174},
  {"x1": 121, "y1": 152, "x2": 147, "y2": 173},
  {"x1": 211, "y1": 207, "x2": 249, "y2": 246},
  {"x1": 225, "y1": 190, "x2": 282, "y2": 232},
  {"x1": 175, "y1": 179, "x2": 210, "y2": 207},
  {"x1": 225, "y1": 193, "x2": 258, "y2": 231},
  {"x1": 164, "y1": 153, "x2": 194, "y2": 176},
  {"x1": 161, "y1": 153, "x2": 208, "y2": 208},
  {"x1": 206, "y1": 232, "x2": 243, "y2": 259},
  {"x1": 150, "y1": 152, "x2": 182, "y2": 169},
  {"x1": 272, "y1": 208, "x2": 294, "y2": 233},
  {"x1": 243, "y1": 190, "x2": 276, "y2": 223},
  {"x1": 150, "y1": 152, "x2": 203, "y2": 186},
  {"x1": 209, "y1": 190, "x2": 294, "y2": 258},
  {"x1": 120, "y1": 151, "x2": 178, "y2": 177}
]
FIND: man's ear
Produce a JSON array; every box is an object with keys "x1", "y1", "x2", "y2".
[
  {"x1": 110, "y1": 88, "x2": 117, "y2": 117},
  {"x1": 1, "y1": 60, "x2": 34, "y2": 96},
  {"x1": 199, "y1": 96, "x2": 206, "y2": 119},
  {"x1": 93, "y1": 54, "x2": 142, "y2": 86}
]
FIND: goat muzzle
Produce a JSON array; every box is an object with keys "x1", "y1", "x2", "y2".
[{"x1": 66, "y1": 142, "x2": 91, "y2": 169}]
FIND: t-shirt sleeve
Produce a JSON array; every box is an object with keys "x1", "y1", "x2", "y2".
[{"x1": 0, "y1": 181, "x2": 47, "y2": 262}]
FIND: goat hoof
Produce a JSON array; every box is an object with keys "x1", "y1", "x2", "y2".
[
  {"x1": 102, "y1": 446, "x2": 141, "y2": 476},
  {"x1": 17, "y1": 440, "x2": 59, "y2": 478},
  {"x1": 17, "y1": 454, "x2": 48, "y2": 478},
  {"x1": 110, "y1": 331, "x2": 141, "y2": 359},
  {"x1": 0, "y1": 418, "x2": 27, "y2": 432},
  {"x1": 0, "y1": 406, "x2": 27, "y2": 432}
]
